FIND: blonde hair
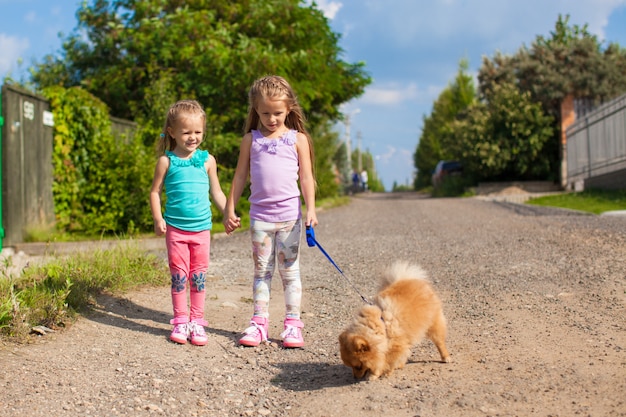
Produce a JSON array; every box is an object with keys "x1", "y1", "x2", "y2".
[
  {"x1": 157, "y1": 100, "x2": 206, "y2": 154},
  {"x1": 244, "y1": 75, "x2": 315, "y2": 175}
]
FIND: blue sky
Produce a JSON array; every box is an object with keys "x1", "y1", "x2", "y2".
[{"x1": 1, "y1": 1, "x2": 625, "y2": 190}]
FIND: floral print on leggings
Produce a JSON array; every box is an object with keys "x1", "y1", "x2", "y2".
[{"x1": 250, "y1": 218, "x2": 302, "y2": 319}]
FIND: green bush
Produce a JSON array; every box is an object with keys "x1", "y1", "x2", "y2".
[
  {"x1": 44, "y1": 86, "x2": 154, "y2": 236},
  {"x1": 431, "y1": 175, "x2": 468, "y2": 197}
]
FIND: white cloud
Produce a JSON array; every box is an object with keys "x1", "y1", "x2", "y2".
[
  {"x1": 360, "y1": 82, "x2": 445, "y2": 106},
  {"x1": 307, "y1": 0, "x2": 342, "y2": 19},
  {"x1": 317, "y1": 0, "x2": 343, "y2": 19},
  {"x1": 566, "y1": 0, "x2": 626, "y2": 41},
  {"x1": 400, "y1": 148, "x2": 413, "y2": 159},
  {"x1": 376, "y1": 146, "x2": 397, "y2": 164},
  {"x1": 374, "y1": 146, "x2": 416, "y2": 188},
  {"x1": 0, "y1": 34, "x2": 30, "y2": 75},
  {"x1": 362, "y1": 88, "x2": 409, "y2": 106}
]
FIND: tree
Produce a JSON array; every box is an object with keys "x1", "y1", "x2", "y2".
[
  {"x1": 31, "y1": 0, "x2": 371, "y2": 222},
  {"x1": 32, "y1": 0, "x2": 370, "y2": 135},
  {"x1": 478, "y1": 14, "x2": 626, "y2": 181},
  {"x1": 413, "y1": 59, "x2": 475, "y2": 188},
  {"x1": 454, "y1": 82, "x2": 554, "y2": 182},
  {"x1": 309, "y1": 121, "x2": 343, "y2": 199},
  {"x1": 516, "y1": 15, "x2": 626, "y2": 111}
]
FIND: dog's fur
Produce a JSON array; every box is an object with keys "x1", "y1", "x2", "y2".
[{"x1": 338, "y1": 261, "x2": 451, "y2": 380}]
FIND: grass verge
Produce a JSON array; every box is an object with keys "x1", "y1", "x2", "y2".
[
  {"x1": 0, "y1": 244, "x2": 168, "y2": 341},
  {"x1": 527, "y1": 188, "x2": 626, "y2": 214}
]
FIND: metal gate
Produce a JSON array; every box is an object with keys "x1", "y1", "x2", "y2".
[
  {"x1": 566, "y1": 94, "x2": 626, "y2": 190},
  {"x1": 1, "y1": 84, "x2": 55, "y2": 247}
]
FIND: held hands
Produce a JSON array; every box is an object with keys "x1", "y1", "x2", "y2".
[
  {"x1": 224, "y1": 214, "x2": 241, "y2": 235},
  {"x1": 222, "y1": 209, "x2": 313, "y2": 235}
]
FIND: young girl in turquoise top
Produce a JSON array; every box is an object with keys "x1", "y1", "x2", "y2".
[{"x1": 150, "y1": 100, "x2": 228, "y2": 346}]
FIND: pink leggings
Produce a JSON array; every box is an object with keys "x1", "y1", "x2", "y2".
[{"x1": 166, "y1": 226, "x2": 211, "y2": 326}]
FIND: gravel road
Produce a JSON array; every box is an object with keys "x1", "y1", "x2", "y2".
[{"x1": 1, "y1": 193, "x2": 624, "y2": 417}]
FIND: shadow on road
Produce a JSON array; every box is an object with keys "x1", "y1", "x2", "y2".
[
  {"x1": 87, "y1": 293, "x2": 243, "y2": 344},
  {"x1": 271, "y1": 361, "x2": 356, "y2": 390}
]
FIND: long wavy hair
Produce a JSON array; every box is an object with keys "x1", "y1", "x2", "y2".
[{"x1": 243, "y1": 75, "x2": 315, "y2": 175}]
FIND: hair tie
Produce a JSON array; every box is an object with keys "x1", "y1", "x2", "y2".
[{"x1": 160, "y1": 133, "x2": 165, "y2": 138}]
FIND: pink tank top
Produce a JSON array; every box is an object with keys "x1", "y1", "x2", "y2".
[{"x1": 249, "y1": 129, "x2": 301, "y2": 222}]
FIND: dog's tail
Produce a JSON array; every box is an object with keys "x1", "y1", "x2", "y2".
[{"x1": 380, "y1": 261, "x2": 429, "y2": 288}]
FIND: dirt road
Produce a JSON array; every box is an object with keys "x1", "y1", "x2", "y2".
[{"x1": 1, "y1": 194, "x2": 625, "y2": 417}]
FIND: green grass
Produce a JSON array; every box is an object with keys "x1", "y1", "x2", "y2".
[
  {"x1": 430, "y1": 176, "x2": 477, "y2": 198},
  {"x1": 24, "y1": 197, "x2": 349, "y2": 243},
  {"x1": 24, "y1": 227, "x2": 155, "y2": 243},
  {"x1": 0, "y1": 244, "x2": 169, "y2": 340},
  {"x1": 527, "y1": 188, "x2": 626, "y2": 214}
]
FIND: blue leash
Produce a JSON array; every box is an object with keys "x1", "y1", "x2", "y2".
[{"x1": 306, "y1": 226, "x2": 371, "y2": 305}]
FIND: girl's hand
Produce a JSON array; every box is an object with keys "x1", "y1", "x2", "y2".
[
  {"x1": 154, "y1": 219, "x2": 167, "y2": 236},
  {"x1": 305, "y1": 211, "x2": 318, "y2": 228}
]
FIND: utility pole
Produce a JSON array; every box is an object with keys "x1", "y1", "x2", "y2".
[
  {"x1": 344, "y1": 115, "x2": 352, "y2": 170},
  {"x1": 357, "y1": 131, "x2": 363, "y2": 172},
  {"x1": 344, "y1": 109, "x2": 360, "y2": 171}
]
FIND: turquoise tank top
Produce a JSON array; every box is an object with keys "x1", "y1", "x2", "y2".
[{"x1": 164, "y1": 150, "x2": 212, "y2": 231}]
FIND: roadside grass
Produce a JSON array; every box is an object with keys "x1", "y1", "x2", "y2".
[
  {"x1": 318, "y1": 195, "x2": 351, "y2": 210},
  {"x1": 25, "y1": 224, "x2": 227, "y2": 243},
  {"x1": 0, "y1": 244, "x2": 168, "y2": 341},
  {"x1": 431, "y1": 176, "x2": 466, "y2": 197},
  {"x1": 23, "y1": 196, "x2": 351, "y2": 244},
  {"x1": 527, "y1": 188, "x2": 626, "y2": 214}
]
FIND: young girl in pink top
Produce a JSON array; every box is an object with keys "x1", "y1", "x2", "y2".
[{"x1": 224, "y1": 75, "x2": 318, "y2": 348}]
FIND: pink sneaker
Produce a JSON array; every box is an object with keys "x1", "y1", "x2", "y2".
[
  {"x1": 239, "y1": 316, "x2": 268, "y2": 347},
  {"x1": 188, "y1": 321, "x2": 208, "y2": 346},
  {"x1": 281, "y1": 318, "x2": 304, "y2": 348},
  {"x1": 170, "y1": 323, "x2": 189, "y2": 344}
]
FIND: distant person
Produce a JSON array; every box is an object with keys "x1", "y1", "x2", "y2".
[
  {"x1": 224, "y1": 75, "x2": 318, "y2": 348},
  {"x1": 361, "y1": 169, "x2": 369, "y2": 191},
  {"x1": 150, "y1": 100, "x2": 227, "y2": 346},
  {"x1": 352, "y1": 170, "x2": 361, "y2": 194}
]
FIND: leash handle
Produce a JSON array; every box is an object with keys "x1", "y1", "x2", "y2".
[
  {"x1": 306, "y1": 225, "x2": 316, "y2": 247},
  {"x1": 306, "y1": 225, "x2": 370, "y2": 305},
  {"x1": 306, "y1": 226, "x2": 344, "y2": 274}
]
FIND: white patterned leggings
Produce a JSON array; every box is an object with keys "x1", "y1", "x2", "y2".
[{"x1": 249, "y1": 218, "x2": 302, "y2": 320}]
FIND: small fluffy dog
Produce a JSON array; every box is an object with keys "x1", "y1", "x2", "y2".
[{"x1": 338, "y1": 261, "x2": 451, "y2": 380}]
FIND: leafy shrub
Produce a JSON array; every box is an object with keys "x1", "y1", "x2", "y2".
[
  {"x1": 431, "y1": 175, "x2": 468, "y2": 197},
  {"x1": 44, "y1": 86, "x2": 154, "y2": 235}
]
